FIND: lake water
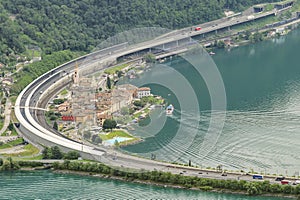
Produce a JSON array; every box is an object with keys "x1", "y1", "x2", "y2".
[
  {"x1": 122, "y1": 28, "x2": 300, "y2": 176},
  {"x1": 0, "y1": 170, "x2": 287, "y2": 199}
]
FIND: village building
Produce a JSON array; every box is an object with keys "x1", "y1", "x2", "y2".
[
  {"x1": 58, "y1": 101, "x2": 70, "y2": 112},
  {"x1": 135, "y1": 87, "x2": 151, "y2": 99},
  {"x1": 112, "y1": 84, "x2": 137, "y2": 113}
]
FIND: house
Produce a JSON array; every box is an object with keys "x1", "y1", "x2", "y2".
[
  {"x1": 96, "y1": 112, "x2": 110, "y2": 127},
  {"x1": 58, "y1": 102, "x2": 70, "y2": 112},
  {"x1": 275, "y1": 27, "x2": 285, "y2": 35},
  {"x1": 112, "y1": 84, "x2": 137, "y2": 113},
  {"x1": 135, "y1": 87, "x2": 151, "y2": 99}
]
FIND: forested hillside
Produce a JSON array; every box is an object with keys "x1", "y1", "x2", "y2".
[{"x1": 0, "y1": 0, "x2": 278, "y2": 64}]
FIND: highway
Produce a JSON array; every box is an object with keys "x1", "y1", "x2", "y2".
[{"x1": 14, "y1": 7, "x2": 294, "y2": 183}]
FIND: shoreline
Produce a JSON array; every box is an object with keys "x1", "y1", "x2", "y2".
[{"x1": 52, "y1": 169, "x2": 296, "y2": 199}]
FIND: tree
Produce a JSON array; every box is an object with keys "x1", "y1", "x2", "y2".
[
  {"x1": 117, "y1": 70, "x2": 123, "y2": 78},
  {"x1": 120, "y1": 107, "x2": 129, "y2": 115},
  {"x1": 53, "y1": 99, "x2": 65, "y2": 105},
  {"x1": 217, "y1": 40, "x2": 225, "y2": 48},
  {"x1": 64, "y1": 151, "x2": 80, "y2": 160},
  {"x1": 42, "y1": 147, "x2": 52, "y2": 159},
  {"x1": 114, "y1": 139, "x2": 119, "y2": 147},
  {"x1": 144, "y1": 53, "x2": 156, "y2": 63},
  {"x1": 1, "y1": 157, "x2": 20, "y2": 171},
  {"x1": 106, "y1": 76, "x2": 111, "y2": 89},
  {"x1": 83, "y1": 131, "x2": 91, "y2": 140},
  {"x1": 53, "y1": 121, "x2": 58, "y2": 131},
  {"x1": 91, "y1": 134, "x2": 102, "y2": 144},
  {"x1": 103, "y1": 119, "x2": 117, "y2": 131},
  {"x1": 51, "y1": 146, "x2": 63, "y2": 159},
  {"x1": 8, "y1": 123, "x2": 14, "y2": 131},
  {"x1": 282, "y1": 184, "x2": 293, "y2": 194},
  {"x1": 245, "y1": 30, "x2": 252, "y2": 40}
]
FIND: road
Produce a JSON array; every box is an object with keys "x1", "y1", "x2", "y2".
[{"x1": 0, "y1": 98, "x2": 11, "y2": 135}]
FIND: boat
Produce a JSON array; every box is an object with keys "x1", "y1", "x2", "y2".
[
  {"x1": 209, "y1": 51, "x2": 215, "y2": 55},
  {"x1": 166, "y1": 104, "x2": 174, "y2": 115}
]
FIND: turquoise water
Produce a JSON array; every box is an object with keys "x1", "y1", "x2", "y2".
[
  {"x1": 0, "y1": 170, "x2": 287, "y2": 199},
  {"x1": 104, "y1": 137, "x2": 132, "y2": 145},
  {"x1": 122, "y1": 28, "x2": 300, "y2": 176}
]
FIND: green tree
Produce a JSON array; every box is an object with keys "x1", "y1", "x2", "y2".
[
  {"x1": 64, "y1": 151, "x2": 80, "y2": 160},
  {"x1": 217, "y1": 40, "x2": 225, "y2": 48},
  {"x1": 42, "y1": 146, "x2": 52, "y2": 159},
  {"x1": 269, "y1": 183, "x2": 281, "y2": 193},
  {"x1": 8, "y1": 123, "x2": 14, "y2": 131},
  {"x1": 53, "y1": 121, "x2": 58, "y2": 131},
  {"x1": 91, "y1": 134, "x2": 102, "y2": 144},
  {"x1": 106, "y1": 76, "x2": 111, "y2": 90},
  {"x1": 83, "y1": 131, "x2": 91, "y2": 140},
  {"x1": 245, "y1": 30, "x2": 252, "y2": 40},
  {"x1": 117, "y1": 70, "x2": 123, "y2": 78},
  {"x1": 51, "y1": 146, "x2": 63, "y2": 159},
  {"x1": 1, "y1": 157, "x2": 20, "y2": 171},
  {"x1": 103, "y1": 119, "x2": 117, "y2": 131},
  {"x1": 282, "y1": 184, "x2": 293, "y2": 194},
  {"x1": 120, "y1": 107, "x2": 129, "y2": 115},
  {"x1": 114, "y1": 139, "x2": 119, "y2": 147},
  {"x1": 53, "y1": 99, "x2": 65, "y2": 105},
  {"x1": 144, "y1": 53, "x2": 156, "y2": 63}
]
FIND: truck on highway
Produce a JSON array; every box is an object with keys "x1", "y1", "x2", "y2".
[
  {"x1": 194, "y1": 27, "x2": 202, "y2": 31},
  {"x1": 252, "y1": 174, "x2": 264, "y2": 179},
  {"x1": 275, "y1": 176, "x2": 285, "y2": 181}
]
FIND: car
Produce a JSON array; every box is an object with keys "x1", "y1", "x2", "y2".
[
  {"x1": 281, "y1": 180, "x2": 291, "y2": 185},
  {"x1": 293, "y1": 180, "x2": 300, "y2": 185},
  {"x1": 221, "y1": 173, "x2": 227, "y2": 176},
  {"x1": 275, "y1": 176, "x2": 285, "y2": 181}
]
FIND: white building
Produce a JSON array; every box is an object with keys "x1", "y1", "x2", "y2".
[{"x1": 136, "y1": 87, "x2": 151, "y2": 99}]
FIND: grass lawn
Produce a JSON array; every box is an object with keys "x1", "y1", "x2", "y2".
[
  {"x1": 19, "y1": 154, "x2": 43, "y2": 161},
  {"x1": 60, "y1": 89, "x2": 68, "y2": 95},
  {"x1": 0, "y1": 120, "x2": 3, "y2": 131},
  {"x1": 133, "y1": 112, "x2": 142, "y2": 119},
  {"x1": 24, "y1": 49, "x2": 42, "y2": 58},
  {"x1": 104, "y1": 63, "x2": 131, "y2": 75},
  {"x1": 99, "y1": 130, "x2": 133, "y2": 141},
  {"x1": 3, "y1": 144, "x2": 40, "y2": 157},
  {"x1": 10, "y1": 95, "x2": 17, "y2": 104},
  {"x1": 0, "y1": 138, "x2": 24, "y2": 149}
]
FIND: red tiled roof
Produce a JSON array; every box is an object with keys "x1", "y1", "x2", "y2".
[{"x1": 137, "y1": 87, "x2": 150, "y2": 91}]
